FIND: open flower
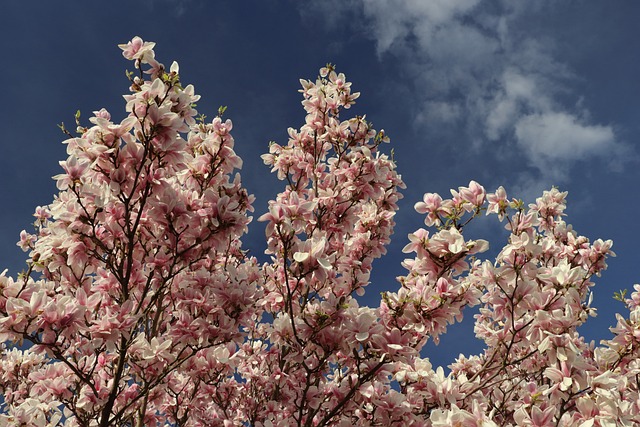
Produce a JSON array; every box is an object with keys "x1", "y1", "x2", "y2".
[{"x1": 118, "y1": 36, "x2": 156, "y2": 61}]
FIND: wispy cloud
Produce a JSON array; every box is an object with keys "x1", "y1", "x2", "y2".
[
  {"x1": 303, "y1": 0, "x2": 625, "y2": 187},
  {"x1": 514, "y1": 112, "x2": 615, "y2": 177}
]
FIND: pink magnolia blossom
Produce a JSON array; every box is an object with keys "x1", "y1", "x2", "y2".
[
  {"x1": 0, "y1": 37, "x2": 638, "y2": 427},
  {"x1": 118, "y1": 36, "x2": 156, "y2": 62}
]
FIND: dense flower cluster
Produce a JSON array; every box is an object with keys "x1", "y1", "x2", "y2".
[{"x1": 0, "y1": 38, "x2": 638, "y2": 426}]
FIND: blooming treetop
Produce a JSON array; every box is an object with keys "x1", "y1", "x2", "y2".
[{"x1": 0, "y1": 37, "x2": 638, "y2": 426}]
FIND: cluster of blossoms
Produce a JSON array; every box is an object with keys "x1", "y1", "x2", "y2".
[
  {"x1": 387, "y1": 185, "x2": 633, "y2": 425},
  {"x1": 0, "y1": 37, "x2": 638, "y2": 426}
]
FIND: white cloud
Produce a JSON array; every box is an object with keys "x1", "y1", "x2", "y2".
[
  {"x1": 361, "y1": 0, "x2": 482, "y2": 54},
  {"x1": 515, "y1": 112, "x2": 615, "y2": 164},
  {"x1": 418, "y1": 101, "x2": 462, "y2": 124},
  {"x1": 303, "y1": 0, "x2": 623, "y2": 185},
  {"x1": 485, "y1": 69, "x2": 554, "y2": 141}
]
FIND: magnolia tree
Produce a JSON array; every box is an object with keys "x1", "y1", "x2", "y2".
[{"x1": 0, "y1": 37, "x2": 639, "y2": 427}]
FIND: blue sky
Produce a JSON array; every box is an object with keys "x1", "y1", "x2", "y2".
[{"x1": 1, "y1": 1, "x2": 638, "y2": 368}]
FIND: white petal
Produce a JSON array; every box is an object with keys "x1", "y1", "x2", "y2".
[
  {"x1": 318, "y1": 258, "x2": 332, "y2": 270},
  {"x1": 293, "y1": 252, "x2": 309, "y2": 263},
  {"x1": 537, "y1": 337, "x2": 551, "y2": 353},
  {"x1": 356, "y1": 332, "x2": 369, "y2": 342}
]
